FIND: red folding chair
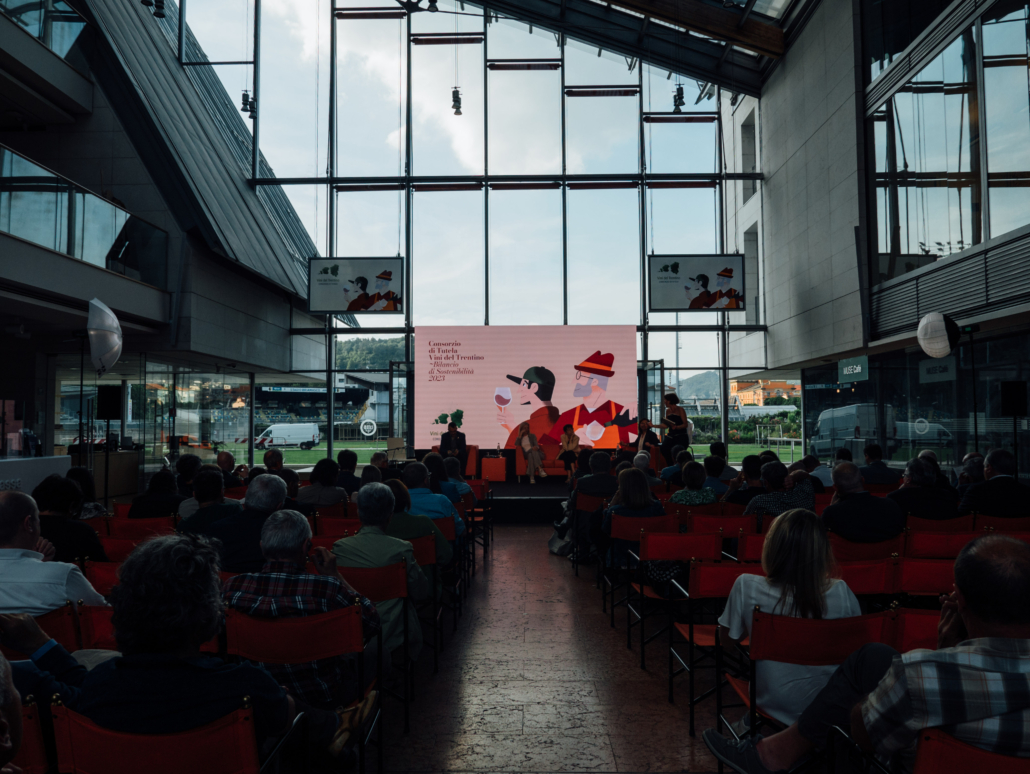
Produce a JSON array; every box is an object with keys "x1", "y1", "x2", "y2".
[
  {"x1": 52, "y1": 704, "x2": 271, "y2": 774},
  {"x1": 911, "y1": 727, "x2": 1028, "y2": 774},
  {"x1": 668, "y1": 562, "x2": 765, "y2": 736},
  {"x1": 829, "y1": 533, "x2": 905, "y2": 562},
  {"x1": 88, "y1": 518, "x2": 111, "y2": 537},
  {"x1": 906, "y1": 515, "x2": 975, "y2": 532},
  {"x1": 571, "y1": 494, "x2": 608, "y2": 578},
  {"x1": 604, "y1": 514, "x2": 678, "y2": 622},
  {"x1": 223, "y1": 487, "x2": 248, "y2": 500},
  {"x1": 432, "y1": 515, "x2": 465, "y2": 626},
  {"x1": 112, "y1": 502, "x2": 131, "y2": 519},
  {"x1": 735, "y1": 533, "x2": 765, "y2": 562},
  {"x1": 83, "y1": 560, "x2": 121, "y2": 596},
  {"x1": 98, "y1": 536, "x2": 143, "y2": 562},
  {"x1": 316, "y1": 503, "x2": 348, "y2": 520},
  {"x1": 719, "y1": 610, "x2": 895, "y2": 740},
  {"x1": 838, "y1": 559, "x2": 898, "y2": 595},
  {"x1": 627, "y1": 532, "x2": 722, "y2": 669},
  {"x1": 224, "y1": 606, "x2": 382, "y2": 772},
  {"x1": 11, "y1": 699, "x2": 49, "y2": 774},
  {"x1": 409, "y1": 534, "x2": 443, "y2": 675},
  {"x1": 78, "y1": 605, "x2": 118, "y2": 651},
  {"x1": 316, "y1": 516, "x2": 363, "y2": 537},
  {"x1": 904, "y1": 532, "x2": 980, "y2": 559},
  {"x1": 889, "y1": 607, "x2": 939, "y2": 653},
  {"x1": 335, "y1": 561, "x2": 413, "y2": 734},
  {"x1": 975, "y1": 515, "x2": 1030, "y2": 533},
  {"x1": 897, "y1": 558, "x2": 955, "y2": 597},
  {"x1": 692, "y1": 515, "x2": 757, "y2": 535},
  {"x1": 0, "y1": 602, "x2": 79, "y2": 659},
  {"x1": 721, "y1": 502, "x2": 746, "y2": 516},
  {"x1": 107, "y1": 517, "x2": 176, "y2": 539}
]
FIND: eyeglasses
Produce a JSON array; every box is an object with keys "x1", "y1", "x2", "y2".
[{"x1": 575, "y1": 371, "x2": 596, "y2": 383}]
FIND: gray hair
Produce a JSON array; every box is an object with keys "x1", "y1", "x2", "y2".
[
  {"x1": 370, "y1": 451, "x2": 388, "y2": 466},
  {"x1": 917, "y1": 449, "x2": 938, "y2": 463},
  {"x1": 904, "y1": 458, "x2": 934, "y2": 488},
  {"x1": 260, "y1": 510, "x2": 312, "y2": 559},
  {"x1": 831, "y1": 461, "x2": 863, "y2": 493},
  {"x1": 632, "y1": 453, "x2": 650, "y2": 471},
  {"x1": 245, "y1": 474, "x2": 288, "y2": 511},
  {"x1": 443, "y1": 456, "x2": 462, "y2": 478},
  {"x1": 357, "y1": 482, "x2": 395, "y2": 528}
]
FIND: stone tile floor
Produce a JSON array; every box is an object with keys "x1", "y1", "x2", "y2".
[{"x1": 379, "y1": 525, "x2": 721, "y2": 773}]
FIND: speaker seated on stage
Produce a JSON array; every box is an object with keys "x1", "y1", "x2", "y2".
[{"x1": 439, "y1": 423, "x2": 467, "y2": 471}]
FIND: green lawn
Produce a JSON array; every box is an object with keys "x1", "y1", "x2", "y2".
[{"x1": 726, "y1": 442, "x2": 804, "y2": 464}]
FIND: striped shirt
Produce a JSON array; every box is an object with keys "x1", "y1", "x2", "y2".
[{"x1": 862, "y1": 637, "x2": 1030, "y2": 771}]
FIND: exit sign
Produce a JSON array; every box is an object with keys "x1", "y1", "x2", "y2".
[{"x1": 838, "y1": 355, "x2": 869, "y2": 383}]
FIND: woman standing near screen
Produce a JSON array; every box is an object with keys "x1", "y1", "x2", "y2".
[
  {"x1": 659, "y1": 393, "x2": 690, "y2": 464},
  {"x1": 518, "y1": 422, "x2": 546, "y2": 484}
]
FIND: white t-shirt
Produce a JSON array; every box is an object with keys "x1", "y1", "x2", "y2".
[
  {"x1": 0, "y1": 549, "x2": 107, "y2": 616},
  {"x1": 718, "y1": 574, "x2": 861, "y2": 725}
]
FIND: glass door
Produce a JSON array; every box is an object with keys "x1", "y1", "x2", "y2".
[{"x1": 389, "y1": 361, "x2": 414, "y2": 449}]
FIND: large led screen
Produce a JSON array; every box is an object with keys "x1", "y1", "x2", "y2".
[{"x1": 415, "y1": 326, "x2": 638, "y2": 450}]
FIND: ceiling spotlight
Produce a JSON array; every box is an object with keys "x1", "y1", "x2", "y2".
[
  {"x1": 140, "y1": 0, "x2": 153, "y2": 6},
  {"x1": 451, "y1": 88, "x2": 462, "y2": 116},
  {"x1": 427, "y1": 0, "x2": 439, "y2": 11},
  {"x1": 672, "y1": 84, "x2": 685, "y2": 113},
  {"x1": 153, "y1": 0, "x2": 165, "y2": 17},
  {"x1": 241, "y1": 91, "x2": 250, "y2": 113}
]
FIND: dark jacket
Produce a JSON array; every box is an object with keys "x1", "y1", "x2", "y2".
[
  {"x1": 285, "y1": 496, "x2": 317, "y2": 518},
  {"x1": 221, "y1": 470, "x2": 244, "y2": 489},
  {"x1": 12, "y1": 641, "x2": 88, "y2": 706},
  {"x1": 128, "y1": 492, "x2": 186, "y2": 520},
  {"x1": 574, "y1": 473, "x2": 620, "y2": 503},
  {"x1": 887, "y1": 486, "x2": 959, "y2": 521},
  {"x1": 725, "y1": 485, "x2": 768, "y2": 506},
  {"x1": 206, "y1": 507, "x2": 276, "y2": 573},
  {"x1": 335, "y1": 470, "x2": 362, "y2": 495},
  {"x1": 39, "y1": 513, "x2": 108, "y2": 564},
  {"x1": 439, "y1": 432, "x2": 467, "y2": 459},
  {"x1": 177, "y1": 501, "x2": 244, "y2": 536},
  {"x1": 858, "y1": 460, "x2": 903, "y2": 486},
  {"x1": 822, "y1": 491, "x2": 906, "y2": 543},
  {"x1": 958, "y1": 476, "x2": 1030, "y2": 517}
]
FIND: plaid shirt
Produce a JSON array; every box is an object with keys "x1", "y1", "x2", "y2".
[
  {"x1": 743, "y1": 478, "x2": 814, "y2": 516},
  {"x1": 223, "y1": 561, "x2": 380, "y2": 705},
  {"x1": 862, "y1": 638, "x2": 1030, "y2": 771}
]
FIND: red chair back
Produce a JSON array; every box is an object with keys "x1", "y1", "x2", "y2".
[
  {"x1": 904, "y1": 532, "x2": 979, "y2": 559},
  {"x1": 408, "y1": 534, "x2": 437, "y2": 567},
  {"x1": 78, "y1": 605, "x2": 118, "y2": 650},
  {"x1": 721, "y1": 502, "x2": 746, "y2": 516},
  {"x1": 890, "y1": 608, "x2": 939, "y2": 652},
  {"x1": 866, "y1": 482, "x2": 901, "y2": 494},
  {"x1": 88, "y1": 518, "x2": 111, "y2": 536},
  {"x1": 906, "y1": 515, "x2": 975, "y2": 533},
  {"x1": 897, "y1": 558, "x2": 954, "y2": 596},
  {"x1": 84, "y1": 561, "x2": 121, "y2": 596},
  {"x1": 435, "y1": 516, "x2": 457, "y2": 541},
  {"x1": 98, "y1": 536, "x2": 143, "y2": 562},
  {"x1": 911, "y1": 728, "x2": 1027, "y2": 774},
  {"x1": 107, "y1": 517, "x2": 176, "y2": 539},
  {"x1": 575, "y1": 494, "x2": 608, "y2": 513},
  {"x1": 12, "y1": 701, "x2": 49, "y2": 774},
  {"x1": 112, "y1": 502, "x2": 131, "y2": 518},
  {"x1": 224, "y1": 606, "x2": 364, "y2": 663},
  {"x1": 829, "y1": 533, "x2": 905, "y2": 562},
  {"x1": 639, "y1": 532, "x2": 722, "y2": 562},
  {"x1": 337, "y1": 560, "x2": 409, "y2": 603},
  {"x1": 0, "y1": 603, "x2": 79, "y2": 659},
  {"x1": 975, "y1": 515, "x2": 1030, "y2": 533},
  {"x1": 52, "y1": 705, "x2": 261, "y2": 774},
  {"x1": 609, "y1": 514, "x2": 678, "y2": 542},
  {"x1": 736, "y1": 533, "x2": 766, "y2": 562},
  {"x1": 687, "y1": 562, "x2": 765, "y2": 599},
  {"x1": 467, "y1": 479, "x2": 488, "y2": 499},
  {"x1": 316, "y1": 516, "x2": 363, "y2": 536},
  {"x1": 838, "y1": 560, "x2": 897, "y2": 595},
  {"x1": 315, "y1": 503, "x2": 348, "y2": 519},
  {"x1": 693, "y1": 515, "x2": 756, "y2": 535},
  {"x1": 223, "y1": 487, "x2": 248, "y2": 500},
  {"x1": 749, "y1": 610, "x2": 894, "y2": 665}
]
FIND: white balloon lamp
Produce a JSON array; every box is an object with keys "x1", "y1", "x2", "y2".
[
  {"x1": 87, "y1": 298, "x2": 123, "y2": 376},
  {"x1": 917, "y1": 312, "x2": 960, "y2": 358}
]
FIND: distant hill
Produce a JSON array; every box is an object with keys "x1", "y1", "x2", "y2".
[{"x1": 673, "y1": 370, "x2": 720, "y2": 400}]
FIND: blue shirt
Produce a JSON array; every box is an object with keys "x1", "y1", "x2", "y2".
[
  {"x1": 703, "y1": 476, "x2": 729, "y2": 495},
  {"x1": 449, "y1": 477, "x2": 477, "y2": 505},
  {"x1": 439, "y1": 480, "x2": 461, "y2": 504},
  {"x1": 408, "y1": 488, "x2": 465, "y2": 536},
  {"x1": 660, "y1": 465, "x2": 680, "y2": 482}
]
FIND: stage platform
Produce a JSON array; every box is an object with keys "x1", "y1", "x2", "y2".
[{"x1": 484, "y1": 478, "x2": 568, "y2": 523}]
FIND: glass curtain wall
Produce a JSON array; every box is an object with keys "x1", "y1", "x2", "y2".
[{"x1": 869, "y1": 0, "x2": 1030, "y2": 285}]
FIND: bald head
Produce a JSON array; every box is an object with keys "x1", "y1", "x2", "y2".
[
  {"x1": 955, "y1": 535, "x2": 1030, "y2": 627},
  {"x1": 831, "y1": 461, "x2": 863, "y2": 494},
  {"x1": 0, "y1": 491, "x2": 38, "y2": 549},
  {"x1": 216, "y1": 451, "x2": 235, "y2": 472},
  {"x1": 918, "y1": 449, "x2": 938, "y2": 464}
]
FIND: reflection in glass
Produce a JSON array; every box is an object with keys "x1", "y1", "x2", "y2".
[{"x1": 0, "y1": 0, "x2": 86, "y2": 59}]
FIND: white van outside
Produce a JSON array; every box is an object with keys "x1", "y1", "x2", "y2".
[
  {"x1": 809, "y1": 403, "x2": 897, "y2": 458},
  {"x1": 254, "y1": 423, "x2": 320, "y2": 450}
]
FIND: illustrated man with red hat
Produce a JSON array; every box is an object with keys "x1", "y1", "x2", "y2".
[
  {"x1": 366, "y1": 270, "x2": 401, "y2": 311},
  {"x1": 545, "y1": 351, "x2": 636, "y2": 449},
  {"x1": 709, "y1": 267, "x2": 742, "y2": 309}
]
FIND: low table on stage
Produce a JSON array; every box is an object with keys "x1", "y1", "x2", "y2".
[{"x1": 481, "y1": 455, "x2": 506, "y2": 483}]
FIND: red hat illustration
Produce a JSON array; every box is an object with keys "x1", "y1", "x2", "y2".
[
  {"x1": 376, "y1": 270, "x2": 393, "y2": 281},
  {"x1": 575, "y1": 351, "x2": 615, "y2": 378},
  {"x1": 717, "y1": 267, "x2": 734, "y2": 278}
]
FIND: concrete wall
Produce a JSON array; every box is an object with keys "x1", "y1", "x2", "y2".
[{"x1": 755, "y1": 0, "x2": 864, "y2": 369}]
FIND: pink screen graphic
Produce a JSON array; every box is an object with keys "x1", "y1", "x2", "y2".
[{"x1": 415, "y1": 326, "x2": 638, "y2": 450}]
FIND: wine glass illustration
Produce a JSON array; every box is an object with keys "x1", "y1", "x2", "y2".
[{"x1": 494, "y1": 387, "x2": 512, "y2": 412}]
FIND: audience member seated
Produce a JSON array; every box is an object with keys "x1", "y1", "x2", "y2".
[
  {"x1": 834, "y1": 447, "x2": 853, "y2": 463},
  {"x1": 73, "y1": 534, "x2": 371, "y2": 766},
  {"x1": 858, "y1": 444, "x2": 902, "y2": 486},
  {"x1": 31, "y1": 475, "x2": 107, "y2": 564},
  {"x1": 744, "y1": 462, "x2": 815, "y2": 518},
  {"x1": 263, "y1": 449, "x2": 284, "y2": 474},
  {"x1": 127, "y1": 469, "x2": 186, "y2": 520},
  {"x1": 223, "y1": 510, "x2": 380, "y2": 708},
  {"x1": 704, "y1": 534, "x2": 1030, "y2": 774},
  {"x1": 633, "y1": 453, "x2": 662, "y2": 487},
  {"x1": 822, "y1": 462, "x2": 905, "y2": 542},
  {"x1": 703, "y1": 456, "x2": 730, "y2": 495},
  {"x1": 206, "y1": 475, "x2": 287, "y2": 573},
  {"x1": 382, "y1": 480, "x2": 453, "y2": 598},
  {"x1": 615, "y1": 461, "x2": 632, "y2": 477},
  {"x1": 758, "y1": 450, "x2": 780, "y2": 466},
  {"x1": 572, "y1": 448, "x2": 596, "y2": 486},
  {"x1": 178, "y1": 468, "x2": 244, "y2": 535},
  {"x1": 177, "y1": 464, "x2": 222, "y2": 519},
  {"x1": 272, "y1": 468, "x2": 316, "y2": 518},
  {"x1": 443, "y1": 456, "x2": 477, "y2": 504},
  {"x1": 0, "y1": 492, "x2": 106, "y2": 614},
  {"x1": 3, "y1": 612, "x2": 88, "y2": 705},
  {"x1": 332, "y1": 483, "x2": 430, "y2": 662},
  {"x1": 335, "y1": 450, "x2": 362, "y2": 495},
  {"x1": 402, "y1": 463, "x2": 464, "y2": 537},
  {"x1": 957, "y1": 453, "x2": 985, "y2": 496},
  {"x1": 439, "y1": 422, "x2": 467, "y2": 472},
  {"x1": 670, "y1": 462, "x2": 718, "y2": 506},
  {"x1": 660, "y1": 446, "x2": 686, "y2": 482},
  {"x1": 246, "y1": 466, "x2": 268, "y2": 485},
  {"x1": 359, "y1": 465, "x2": 382, "y2": 489},
  {"x1": 789, "y1": 460, "x2": 825, "y2": 493},
  {"x1": 369, "y1": 451, "x2": 401, "y2": 482},
  {"x1": 919, "y1": 449, "x2": 956, "y2": 492},
  {"x1": 558, "y1": 424, "x2": 582, "y2": 483},
  {"x1": 515, "y1": 422, "x2": 548, "y2": 485},
  {"x1": 601, "y1": 468, "x2": 665, "y2": 565},
  {"x1": 803, "y1": 454, "x2": 833, "y2": 488},
  {"x1": 710, "y1": 442, "x2": 738, "y2": 480},
  {"x1": 66, "y1": 466, "x2": 107, "y2": 519},
  {"x1": 959, "y1": 448, "x2": 1030, "y2": 517},
  {"x1": 722, "y1": 455, "x2": 768, "y2": 506},
  {"x1": 175, "y1": 454, "x2": 203, "y2": 498},
  {"x1": 297, "y1": 459, "x2": 348, "y2": 508},
  {"x1": 568, "y1": 452, "x2": 620, "y2": 562},
  {"x1": 423, "y1": 453, "x2": 460, "y2": 503},
  {"x1": 216, "y1": 450, "x2": 247, "y2": 489},
  {"x1": 887, "y1": 458, "x2": 959, "y2": 521},
  {"x1": 719, "y1": 509, "x2": 860, "y2": 726}
]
